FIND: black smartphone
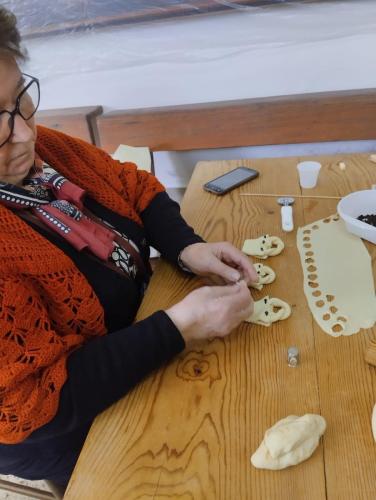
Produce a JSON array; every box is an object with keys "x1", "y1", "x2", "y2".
[{"x1": 203, "y1": 166, "x2": 259, "y2": 195}]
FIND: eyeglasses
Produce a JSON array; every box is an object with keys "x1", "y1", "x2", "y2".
[{"x1": 0, "y1": 73, "x2": 40, "y2": 149}]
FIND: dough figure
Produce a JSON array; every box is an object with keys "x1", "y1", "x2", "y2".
[
  {"x1": 250, "y1": 263, "x2": 276, "y2": 291},
  {"x1": 245, "y1": 296, "x2": 291, "y2": 326},
  {"x1": 251, "y1": 414, "x2": 326, "y2": 470},
  {"x1": 242, "y1": 234, "x2": 284, "y2": 259}
]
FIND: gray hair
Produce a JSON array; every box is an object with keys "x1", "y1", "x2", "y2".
[{"x1": 0, "y1": 6, "x2": 27, "y2": 61}]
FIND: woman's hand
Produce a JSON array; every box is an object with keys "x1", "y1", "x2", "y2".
[
  {"x1": 165, "y1": 280, "x2": 253, "y2": 343},
  {"x1": 179, "y1": 242, "x2": 258, "y2": 286}
]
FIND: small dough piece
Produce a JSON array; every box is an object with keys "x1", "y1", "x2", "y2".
[
  {"x1": 338, "y1": 161, "x2": 346, "y2": 171},
  {"x1": 369, "y1": 154, "x2": 376, "y2": 164},
  {"x1": 372, "y1": 404, "x2": 376, "y2": 442},
  {"x1": 250, "y1": 263, "x2": 276, "y2": 291},
  {"x1": 245, "y1": 296, "x2": 291, "y2": 326},
  {"x1": 242, "y1": 234, "x2": 284, "y2": 259},
  {"x1": 251, "y1": 414, "x2": 326, "y2": 470}
]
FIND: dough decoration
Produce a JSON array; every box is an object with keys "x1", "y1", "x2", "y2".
[
  {"x1": 242, "y1": 234, "x2": 284, "y2": 259},
  {"x1": 250, "y1": 263, "x2": 276, "y2": 291},
  {"x1": 297, "y1": 215, "x2": 376, "y2": 337},
  {"x1": 251, "y1": 414, "x2": 326, "y2": 470},
  {"x1": 369, "y1": 154, "x2": 376, "y2": 164},
  {"x1": 245, "y1": 296, "x2": 291, "y2": 326}
]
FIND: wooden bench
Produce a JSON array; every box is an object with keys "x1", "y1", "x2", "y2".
[
  {"x1": 96, "y1": 89, "x2": 376, "y2": 153},
  {"x1": 36, "y1": 105, "x2": 103, "y2": 146}
]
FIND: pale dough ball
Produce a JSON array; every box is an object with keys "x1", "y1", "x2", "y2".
[
  {"x1": 372, "y1": 403, "x2": 376, "y2": 442},
  {"x1": 251, "y1": 414, "x2": 326, "y2": 470}
]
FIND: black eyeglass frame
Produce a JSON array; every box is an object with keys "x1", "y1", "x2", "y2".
[{"x1": 0, "y1": 73, "x2": 40, "y2": 149}]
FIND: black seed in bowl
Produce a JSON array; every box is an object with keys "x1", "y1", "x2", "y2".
[{"x1": 357, "y1": 214, "x2": 376, "y2": 227}]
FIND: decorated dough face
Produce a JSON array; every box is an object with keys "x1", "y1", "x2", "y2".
[
  {"x1": 245, "y1": 296, "x2": 291, "y2": 326},
  {"x1": 250, "y1": 263, "x2": 276, "y2": 291},
  {"x1": 242, "y1": 235, "x2": 284, "y2": 259},
  {"x1": 251, "y1": 414, "x2": 326, "y2": 470}
]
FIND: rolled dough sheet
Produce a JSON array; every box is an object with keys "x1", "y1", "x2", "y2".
[{"x1": 297, "y1": 214, "x2": 376, "y2": 337}]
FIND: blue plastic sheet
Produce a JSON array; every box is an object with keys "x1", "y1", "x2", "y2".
[{"x1": 4, "y1": 1, "x2": 320, "y2": 38}]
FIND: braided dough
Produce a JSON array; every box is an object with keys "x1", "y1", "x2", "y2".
[
  {"x1": 245, "y1": 296, "x2": 291, "y2": 326},
  {"x1": 251, "y1": 414, "x2": 326, "y2": 470},
  {"x1": 250, "y1": 263, "x2": 276, "y2": 291},
  {"x1": 242, "y1": 234, "x2": 284, "y2": 259}
]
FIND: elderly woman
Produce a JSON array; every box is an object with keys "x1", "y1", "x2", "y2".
[{"x1": 0, "y1": 6, "x2": 255, "y2": 489}]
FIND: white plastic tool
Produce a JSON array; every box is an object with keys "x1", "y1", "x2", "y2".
[{"x1": 278, "y1": 197, "x2": 295, "y2": 232}]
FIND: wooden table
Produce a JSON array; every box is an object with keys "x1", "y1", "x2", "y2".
[{"x1": 65, "y1": 154, "x2": 376, "y2": 500}]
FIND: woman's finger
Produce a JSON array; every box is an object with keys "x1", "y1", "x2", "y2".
[
  {"x1": 201, "y1": 281, "x2": 245, "y2": 300},
  {"x1": 200, "y1": 274, "x2": 228, "y2": 286},
  {"x1": 206, "y1": 256, "x2": 243, "y2": 283},
  {"x1": 220, "y1": 246, "x2": 258, "y2": 284}
]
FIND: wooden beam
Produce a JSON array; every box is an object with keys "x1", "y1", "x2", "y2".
[
  {"x1": 36, "y1": 106, "x2": 103, "y2": 146},
  {"x1": 96, "y1": 89, "x2": 376, "y2": 153}
]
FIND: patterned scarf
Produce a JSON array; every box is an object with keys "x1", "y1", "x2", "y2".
[{"x1": 0, "y1": 159, "x2": 143, "y2": 277}]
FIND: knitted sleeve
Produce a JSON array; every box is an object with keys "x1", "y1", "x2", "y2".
[
  {"x1": 27, "y1": 311, "x2": 185, "y2": 442},
  {"x1": 0, "y1": 274, "x2": 105, "y2": 444}
]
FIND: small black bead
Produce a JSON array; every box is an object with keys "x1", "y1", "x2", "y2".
[{"x1": 357, "y1": 213, "x2": 376, "y2": 227}]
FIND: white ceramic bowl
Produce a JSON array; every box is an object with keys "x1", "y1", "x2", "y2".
[{"x1": 337, "y1": 189, "x2": 376, "y2": 244}]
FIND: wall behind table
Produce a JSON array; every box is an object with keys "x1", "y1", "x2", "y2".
[{"x1": 24, "y1": 0, "x2": 376, "y2": 187}]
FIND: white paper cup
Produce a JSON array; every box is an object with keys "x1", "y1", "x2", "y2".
[{"x1": 297, "y1": 161, "x2": 321, "y2": 189}]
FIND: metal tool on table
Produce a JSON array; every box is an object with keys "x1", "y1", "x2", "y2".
[
  {"x1": 277, "y1": 197, "x2": 295, "y2": 232},
  {"x1": 287, "y1": 346, "x2": 300, "y2": 367}
]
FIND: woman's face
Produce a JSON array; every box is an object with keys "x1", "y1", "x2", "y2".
[{"x1": 0, "y1": 56, "x2": 37, "y2": 186}]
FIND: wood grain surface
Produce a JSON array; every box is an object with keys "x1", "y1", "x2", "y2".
[
  {"x1": 65, "y1": 153, "x2": 376, "y2": 499},
  {"x1": 96, "y1": 90, "x2": 376, "y2": 153},
  {"x1": 36, "y1": 106, "x2": 102, "y2": 146}
]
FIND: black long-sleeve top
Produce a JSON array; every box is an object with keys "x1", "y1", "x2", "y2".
[{"x1": 0, "y1": 190, "x2": 203, "y2": 483}]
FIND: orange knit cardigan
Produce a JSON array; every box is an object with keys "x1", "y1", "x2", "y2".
[{"x1": 0, "y1": 126, "x2": 164, "y2": 444}]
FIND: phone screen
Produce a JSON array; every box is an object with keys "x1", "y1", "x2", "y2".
[{"x1": 205, "y1": 167, "x2": 259, "y2": 194}]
